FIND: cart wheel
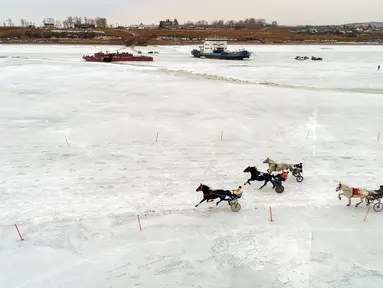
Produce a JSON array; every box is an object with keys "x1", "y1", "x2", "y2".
[
  {"x1": 373, "y1": 202, "x2": 383, "y2": 212},
  {"x1": 231, "y1": 203, "x2": 241, "y2": 212},
  {"x1": 275, "y1": 185, "x2": 284, "y2": 193},
  {"x1": 296, "y1": 175, "x2": 304, "y2": 182}
]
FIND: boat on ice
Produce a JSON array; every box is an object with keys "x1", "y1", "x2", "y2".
[
  {"x1": 82, "y1": 51, "x2": 153, "y2": 62},
  {"x1": 191, "y1": 38, "x2": 251, "y2": 60}
]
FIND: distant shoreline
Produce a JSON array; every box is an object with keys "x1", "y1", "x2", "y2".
[
  {"x1": 1, "y1": 27, "x2": 382, "y2": 47},
  {"x1": 1, "y1": 40, "x2": 382, "y2": 46}
]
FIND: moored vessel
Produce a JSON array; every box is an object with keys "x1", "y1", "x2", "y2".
[
  {"x1": 191, "y1": 38, "x2": 251, "y2": 60},
  {"x1": 82, "y1": 51, "x2": 153, "y2": 62}
]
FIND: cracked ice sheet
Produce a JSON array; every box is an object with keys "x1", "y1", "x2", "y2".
[
  {"x1": 310, "y1": 230, "x2": 383, "y2": 288},
  {"x1": 1, "y1": 44, "x2": 383, "y2": 288},
  {"x1": 0, "y1": 212, "x2": 311, "y2": 288},
  {"x1": 1, "y1": 204, "x2": 383, "y2": 287}
]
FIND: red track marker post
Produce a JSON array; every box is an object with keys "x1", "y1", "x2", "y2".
[
  {"x1": 269, "y1": 207, "x2": 273, "y2": 222},
  {"x1": 363, "y1": 206, "x2": 371, "y2": 222},
  {"x1": 15, "y1": 224, "x2": 24, "y2": 241},
  {"x1": 137, "y1": 215, "x2": 142, "y2": 231}
]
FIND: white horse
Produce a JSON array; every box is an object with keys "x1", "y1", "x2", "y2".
[{"x1": 336, "y1": 182, "x2": 377, "y2": 207}]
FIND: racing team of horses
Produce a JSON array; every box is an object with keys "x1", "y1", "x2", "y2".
[{"x1": 195, "y1": 157, "x2": 383, "y2": 213}]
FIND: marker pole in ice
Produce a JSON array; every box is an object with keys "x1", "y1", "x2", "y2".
[
  {"x1": 65, "y1": 136, "x2": 70, "y2": 146},
  {"x1": 306, "y1": 130, "x2": 310, "y2": 139},
  {"x1": 15, "y1": 224, "x2": 24, "y2": 241},
  {"x1": 363, "y1": 206, "x2": 371, "y2": 222},
  {"x1": 221, "y1": 130, "x2": 223, "y2": 140},
  {"x1": 156, "y1": 132, "x2": 159, "y2": 142},
  {"x1": 269, "y1": 207, "x2": 273, "y2": 222},
  {"x1": 378, "y1": 132, "x2": 380, "y2": 141},
  {"x1": 137, "y1": 215, "x2": 142, "y2": 231}
]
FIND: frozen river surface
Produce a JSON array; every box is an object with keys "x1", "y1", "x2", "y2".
[{"x1": 1, "y1": 44, "x2": 383, "y2": 288}]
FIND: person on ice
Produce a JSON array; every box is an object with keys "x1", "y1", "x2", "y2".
[
  {"x1": 232, "y1": 186, "x2": 243, "y2": 199},
  {"x1": 374, "y1": 185, "x2": 383, "y2": 196},
  {"x1": 275, "y1": 170, "x2": 289, "y2": 182}
]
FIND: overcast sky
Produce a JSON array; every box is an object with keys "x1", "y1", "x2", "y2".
[{"x1": 1, "y1": 0, "x2": 381, "y2": 26}]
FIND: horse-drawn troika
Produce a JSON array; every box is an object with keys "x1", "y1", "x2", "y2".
[{"x1": 195, "y1": 184, "x2": 242, "y2": 212}]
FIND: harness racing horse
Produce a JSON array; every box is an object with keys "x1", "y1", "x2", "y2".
[
  {"x1": 263, "y1": 157, "x2": 294, "y2": 173},
  {"x1": 336, "y1": 182, "x2": 377, "y2": 207},
  {"x1": 195, "y1": 184, "x2": 233, "y2": 207},
  {"x1": 243, "y1": 166, "x2": 275, "y2": 189}
]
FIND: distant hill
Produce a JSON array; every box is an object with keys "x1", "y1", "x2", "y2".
[
  {"x1": 346, "y1": 22, "x2": 383, "y2": 27},
  {"x1": 0, "y1": 26, "x2": 382, "y2": 45}
]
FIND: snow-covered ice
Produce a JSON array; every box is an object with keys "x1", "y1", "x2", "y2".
[{"x1": 1, "y1": 44, "x2": 383, "y2": 287}]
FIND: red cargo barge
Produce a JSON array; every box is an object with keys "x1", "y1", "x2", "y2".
[{"x1": 82, "y1": 51, "x2": 153, "y2": 62}]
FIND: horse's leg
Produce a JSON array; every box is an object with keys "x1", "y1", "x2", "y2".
[
  {"x1": 244, "y1": 179, "x2": 251, "y2": 186},
  {"x1": 259, "y1": 180, "x2": 267, "y2": 189},
  {"x1": 216, "y1": 198, "x2": 225, "y2": 206},
  {"x1": 338, "y1": 193, "x2": 343, "y2": 200},
  {"x1": 355, "y1": 197, "x2": 363, "y2": 207},
  {"x1": 347, "y1": 197, "x2": 351, "y2": 206},
  {"x1": 195, "y1": 198, "x2": 206, "y2": 207}
]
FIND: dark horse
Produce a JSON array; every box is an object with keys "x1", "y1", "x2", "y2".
[
  {"x1": 195, "y1": 184, "x2": 232, "y2": 207},
  {"x1": 243, "y1": 166, "x2": 275, "y2": 189}
]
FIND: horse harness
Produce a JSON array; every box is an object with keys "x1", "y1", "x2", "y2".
[
  {"x1": 203, "y1": 189, "x2": 212, "y2": 197},
  {"x1": 204, "y1": 189, "x2": 219, "y2": 197},
  {"x1": 352, "y1": 187, "x2": 360, "y2": 196}
]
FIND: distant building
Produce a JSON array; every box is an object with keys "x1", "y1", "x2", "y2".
[
  {"x1": 128, "y1": 23, "x2": 157, "y2": 30},
  {"x1": 43, "y1": 23, "x2": 55, "y2": 29},
  {"x1": 74, "y1": 23, "x2": 96, "y2": 29},
  {"x1": 308, "y1": 28, "x2": 318, "y2": 34},
  {"x1": 159, "y1": 19, "x2": 179, "y2": 29}
]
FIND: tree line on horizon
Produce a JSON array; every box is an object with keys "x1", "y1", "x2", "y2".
[
  {"x1": 183, "y1": 18, "x2": 278, "y2": 28},
  {"x1": 0, "y1": 16, "x2": 108, "y2": 29},
  {"x1": 158, "y1": 18, "x2": 278, "y2": 29},
  {"x1": 0, "y1": 16, "x2": 279, "y2": 30}
]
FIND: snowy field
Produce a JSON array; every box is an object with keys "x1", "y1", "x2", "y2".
[{"x1": 1, "y1": 44, "x2": 383, "y2": 287}]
